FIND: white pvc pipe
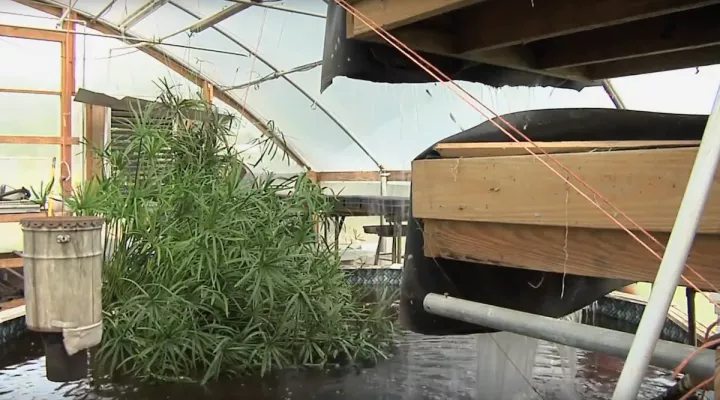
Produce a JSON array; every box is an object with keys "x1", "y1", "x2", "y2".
[
  {"x1": 379, "y1": 172, "x2": 390, "y2": 255},
  {"x1": 423, "y1": 294, "x2": 715, "y2": 378},
  {"x1": 612, "y1": 84, "x2": 720, "y2": 400}
]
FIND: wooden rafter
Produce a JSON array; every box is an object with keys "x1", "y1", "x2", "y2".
[
  {"x1": 346, "y1": 0, "x2": 483, "y2": 39},
  {"x1": 531, "y1": 5, "x2": 720, "y2": 70},
  {"x1": 345, "y1": 0, "x2": 720, "y2": 81}
]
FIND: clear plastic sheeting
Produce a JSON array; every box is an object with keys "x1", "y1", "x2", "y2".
[{"x1": 1, "y1": 1, "x2": 720, "y2": 172}]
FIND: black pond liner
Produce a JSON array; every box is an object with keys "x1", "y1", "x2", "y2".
[{"x1": 400, "y1": 108, "x2": 710, "y2": 336}]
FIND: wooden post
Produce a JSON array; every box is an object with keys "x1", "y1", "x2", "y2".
[
  {"x1": 307, "y1": 171, "x2": 321, "y2": 234},
  {"x1": 60, "y1": 17, "x2": 76, "y2": 197},
  {"x1": 84, "y1": 105, "x2": 107, "y2": 181},
  {"x1": 201, "y1": 80, "x2": 214, "y2": 104}
]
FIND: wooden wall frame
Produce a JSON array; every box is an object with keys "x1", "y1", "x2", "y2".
[{"x1": 0, "y1": 22, "x2": 75, "y2": 197}]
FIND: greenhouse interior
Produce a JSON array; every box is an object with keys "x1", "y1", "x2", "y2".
[{"x1": 2, "y1": 0, "x2": 720, "y2": 399}]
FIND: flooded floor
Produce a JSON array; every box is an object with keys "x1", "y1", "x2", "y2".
[{"x1": 1, "y1": 329, "x2": 675, "y2": 400}]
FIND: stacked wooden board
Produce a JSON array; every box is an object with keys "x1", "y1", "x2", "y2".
[{"x1": 412, "y1": 140, "x2": 720, "y2": 290}]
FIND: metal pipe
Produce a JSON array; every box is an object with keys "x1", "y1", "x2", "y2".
[
  {"x1": 225, "y1": 60, "x2": 322, "y2": 91},
  {"x1": 602, "y1": 79, "x2": 626, "y2": 110},
  {"x1": 379, "y1": 171, "x2": 390, "y2": 255},
  {"x1": 423, "y1": 294, "x2": 716, "y2": 379},
  {"x1": 226, "y1": 0, "x2": 326, "y2": 19},
  {"x1": 613, "y1": 84, "x2": 720, "y2": 399},
  {"x1": 168, "y1": 1, "x2": 386, "y2": 170}
]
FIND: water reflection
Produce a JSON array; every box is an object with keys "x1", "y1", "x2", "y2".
[{"x1": 0, "y1": 330, "x2": 675, "y2": 400}]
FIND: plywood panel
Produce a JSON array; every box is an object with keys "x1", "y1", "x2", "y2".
[
  {"x1": 412, "y1": 147, "x2": 720, "y2": 233},
  {"x1": 423, "y1": 219, "x2": 720, "y2": 291}
]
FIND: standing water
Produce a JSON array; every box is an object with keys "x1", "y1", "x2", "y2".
[
  {"x1": 475, "y1": 310, "x2": 586, "y2": 400},
  {"x1": 1, "y1": 329, "x2": 676, "y2": 399}
]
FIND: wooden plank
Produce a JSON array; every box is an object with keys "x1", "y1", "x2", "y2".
[
  {"x1": 412, "y1": 147, "x2": 720, "y2": 233},
  {"x1": 533, "y1": 5, "x2": 720, "y2": 69},
  {"x1": 434, "y1": 140, "x2": 700, "y2": 158},
  {"x1": 0, "y1": 24, "x2": 64, "y2": 42},
  {"x1": 317, "y1": 170, "x2": 411, "y2": 182},
  {"x1": 423, "y1": 218, "x2": 720, "y2": 291},
  {"x1": 585, "y1": 44, "x2": 720, "y2": 79},
  {"x1": 0, "y1": 256, "x2": 22, "y2": 269},
  {"x1": 0, "y1": 136, "x2": 79, "y2": 145},
  {"x1": 84, "y1": 105, "x2": 107, "y2": 181},
  {"x1": 455, "y1": 0, "x2": 720, "y2": 54},
  {"x1": 0, "y1": 302, "x2": 25, "y2": 322},
  {"x1": 0, "y1": 213, "x2": 43, "y2": 223},
  {"x1": 0, "y1": 88, "x2": 61, "y2": 96},
  {"x1": 346, "y1": 0, "x2": 485, "y2": 39}
]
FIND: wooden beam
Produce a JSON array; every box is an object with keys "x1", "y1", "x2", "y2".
[
  {"x1": 316, "y1": 170, "x2": 411, "y2": 182},
  {"x1": 0, "y1": 255, "x2": 23, "y2": 269},
  {"x1": 423, "y1": 218, "x2": 720, "y2": 291},
  {"x1": 434, "y1": 140, "x2": 700, "y2": 158},
  {"x1": 84, "y1": 105, "x2": 107, "y2": 181},
  {"x1": 454, "y1": 0, "x2": 720, "y2": 54},
  {"x1": 60, "y1": 17, "x2": 75, "y2": 197},
  {"x1": 0, "y1": 88, "x2": 61, "y2": 96},
  {"x1": 412, "y1": 147, "x2": 720, "y2": 233},
  {"x1": 346, "y1": 0, "x2": 484, "y2": 39},
  {"x1": 533, "y1": 5, "x2": 720, "y2": 69},
  {"x1": 585, "y1": 44, "x2": 720, "y2": 79},
  {"x1": 11, "y1": 0, "x2": 311, "y2": 171},
  {"x1": 0, "y1": 299, "x2": 24, "y2": 313},
  {"x1": 0, "y1": 136, "x2": 79, "y2": 145},
  {"x1": 0, "y1": 24, "x2": 64, "y2": 41},
  {"x1": 201, "y1": 81, "x2": 214, "y2": 104},
  {"x1": 0, "y1": 213, "x2": 43, "y2": 223}
]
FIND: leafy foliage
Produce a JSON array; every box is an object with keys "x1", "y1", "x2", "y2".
[{"x1": 68, "y1": 81, "x2": 394, "y2": 383}]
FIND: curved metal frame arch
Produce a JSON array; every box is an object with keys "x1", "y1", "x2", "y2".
[
  {"x1": 167, "y1": 0, "x2": 384, "y2": 170},
  {"x1": 12, "y1": 0, "x2": 312, "y2": 170}
]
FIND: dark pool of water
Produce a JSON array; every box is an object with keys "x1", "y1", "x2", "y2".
[{"x1": 1, "y1": 328, "x2": 674, "y2": 400}]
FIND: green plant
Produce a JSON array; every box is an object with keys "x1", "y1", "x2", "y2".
[
  {"x1": 68, "y1": 80, "x2": 395, "y2": 384},
  {"x1": 29, "y1": 176, "x2": 55, "y2": 209}
]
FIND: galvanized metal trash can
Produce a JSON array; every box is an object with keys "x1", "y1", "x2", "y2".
[{"x1": 20, "y1": 216, "x2": 104, "y2": 382}]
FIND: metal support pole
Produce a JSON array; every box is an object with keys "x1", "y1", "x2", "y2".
[
  {"x1": 602, "y1": 79, "x2": 626, "y2": 110},
  {"x1": 378, "y1": 171, "x2": 390, "y2": 257},
  {"x1": 613, "y1": 85, "x2": 720, "y2": 400},
  {"x1": 423, "y1": 294, "x2": 716, "y2": 378}
]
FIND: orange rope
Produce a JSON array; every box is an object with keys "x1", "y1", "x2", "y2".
[
  {"x1": 333, "y1": 0, "x2": 719, "y2": 301},
  {"x1": 674, "y1": 337, "x2": 720, "y2": 377}
]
